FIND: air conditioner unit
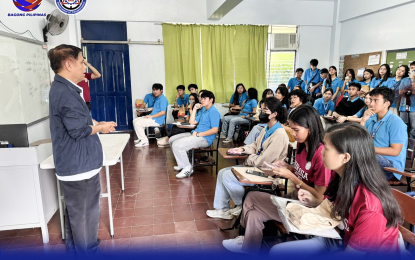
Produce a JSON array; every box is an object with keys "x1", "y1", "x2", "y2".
[{"x1": 272, "y1": 33, "x2": 298, "y2": 50}]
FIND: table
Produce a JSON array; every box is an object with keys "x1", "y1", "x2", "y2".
[
  {"x1": 231, "y1": 167, "x2": 273, "y2": 185},
  {"x1": 40, "y1": 133, "x2": 130, "y2": 239},
  {"x1": 384, "y1": 167, "x2": 415, "y2": 192},
  {"x1": 219, "y1": 148, "x2": 248, "y2": 165}
]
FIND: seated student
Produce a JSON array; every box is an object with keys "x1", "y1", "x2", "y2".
[
  {"x1": 169, "y1": 91, "x2": 220, "y2": 179},
  {"x1": 360, "y1": 68, "x2": 375, "y2": 94},
  {"x1": 222, "y1": 105, "x2": 332, "y2": 254},
  {"x1": 287, "y1": 68, "x2": 306, "y2": 92},
  {"x1": 268, "y1": 123, "x2": 401, "y2": 256},
  {"x1": 252, "y1": 89, "x2": 274, "y2": 121},
  {"x1": 244, "y1": 86, "x2": 288, "y2": 145},
  {"x1": 313, "y1": 88, "x2": 335, "y2": 116},
  {"x1": 137, "y1": 90, "x2": 156, "y2": 117},
  {"x1": 278, "y1": 83, "x2": 287, "y2": 89},
  {"x1": 188, "y1": 83, "x2": 198, "y2": 94},
  {"x1": 316, "y1": 68, "x2": 329, "y2": 100},
  {"x1": 206, "y1": 97, "x2": 289, "y2": 220},
  {"x1": 229, "y1": 83, "x2": 247, "y2": 108},
  {"x1": 370, "y1": 64, "x2": 393, "y2": 90},
  {"x1": 222, "y1": 88, "x2": 258, "y2": 143},
  {"x1": 322, "y1": 66, "x2": 342, "y2": 103},
  {"x1": 287, "y1": 89, "x2": 306, "y2": 114},
  {"x1": 133, "y1": 83, "x2": 168, "y2": 147},
  {"x1": 304, "y1": 59, "x2": 323, "y2": 103},
  {"x1": 173, "y1": 85, "x2": 189, "y2": 119},
  {"x1": 388, "y1": 64, "x2": 409, "y2": 115},
  {"x1": 340, "y1": 69, "x2": 359, "y2": 98},
  {"x1": 360, "y1": 87, "x2": 408, "y2": 182},
  {"x1": 157, "y1": 93, "x2": 199, "y2": 147},
  {"x1": 333, "y1": 82, "x2": 365, "y2": 117},
  {"x1": 336, "y1": 91, "x2": 371, "y2": 124}
]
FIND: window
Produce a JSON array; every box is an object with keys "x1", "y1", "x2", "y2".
[{"x1": 266, "y1": 26, "x2": 297, "y2": 92}]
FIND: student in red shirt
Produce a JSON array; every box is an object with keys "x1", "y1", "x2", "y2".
[
  {"x1": 222, "y1": 105, "x2": 332, "y2": 254},
  {"x1": 269, "y1": 123, "x2": 401, "y2": 256},
  {"x1": 77, "y1": 59, "x2": 101, "y2": 111}
]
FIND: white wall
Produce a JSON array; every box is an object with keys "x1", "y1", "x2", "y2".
[
  {"x1": 339, "y1": 0, "x2": 415, "y2": 56},
  {"x1": 298, "y1": 26, "x2": 332, "y2": 70},
  {"x1": 0, "y1": 0, "x2": 74, "y2": 143}
]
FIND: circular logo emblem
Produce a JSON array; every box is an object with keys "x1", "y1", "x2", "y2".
[
  {"x1": 13, "y1": 0, "x2": 43, "y2": 12},
  {"x1": 55, "y1": 0, "x2": 86, "y2": 15}
]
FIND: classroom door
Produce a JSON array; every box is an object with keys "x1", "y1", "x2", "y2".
[{"x1": 85, "y1": 43, "x2": 133, "y2": 131}]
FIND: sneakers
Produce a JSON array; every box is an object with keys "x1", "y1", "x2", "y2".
[
  {"x1": 157, "y1": 137, "x2": 169, "y2": 146},
  {"x1": 228, "y1": 205, "x2": 242, "y2": 216},
  {"x1": 176, "y1": 166, "x2": 193, "y2": 178},
  {"x1": 222, "y1": 236, "x2": 246, "y2": 254},
  {"x1": 220, "y1": 133, "x2": 227, "y2": 139},
  {"x1": 134, "y1": 139, "x2": 140, "y2": 144},
  {"x1": 173, "y1": 166, "x2": 182, "y2": 171},
  {"x1": 223, "y1": 138, "x2": 233, "y2": 143},
  {"x1": 154, "y1": 127, "x2": 161, "y2": 138},
  {"x1": 206, "y1": 209, "x2": 233, "y2": 220},
  {"x1": 135, "y1": 142, "x2": 149, "y2": 148}
]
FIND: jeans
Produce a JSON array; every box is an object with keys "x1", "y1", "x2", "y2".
[
  {"x1": 226, "y1": 117, "x2": 250, "y2": 139},
  {"x1": 376, "y1": 154, "x2": 397, "y2": 180},
  {"x1": 269, "y1": 236, "x2": 343, "y2": 257},
  {"x1": 244, "y1": 124, "x2": 265, "y2": 145},
  {"x1": 169, "y1": 132, "x2": 209, "y2": 169},
  {"x1": 213, "y1": 166, "x2": 253, "y2": 210},
  {"x1": 221, "y1": 115, "x2": 238, "y2": 135}
]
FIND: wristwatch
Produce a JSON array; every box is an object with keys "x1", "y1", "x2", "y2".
[
  {"x1": 296, "y1": 181, "x2": 304, "y2": 189},
  {"x1": 196, "y1": 132, "x2": 200, "y2": 137}
]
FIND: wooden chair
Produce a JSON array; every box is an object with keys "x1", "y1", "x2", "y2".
[
  {"x1": 391, "y1": 189, "x2": 415, "y2": 251},
  {"x1": 188, "y1": 121, "x2": 222, "y2": 175}
]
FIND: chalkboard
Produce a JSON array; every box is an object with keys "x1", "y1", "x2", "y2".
[
  {"x1": 386, "y1": 48, "x2": 415, "y2": 74},
  {"x1": 0, "y1": 31, "x2": 51, "y2": 126}
]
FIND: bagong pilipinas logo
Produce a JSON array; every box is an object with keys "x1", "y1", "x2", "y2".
[
  {"x1": 13, "y1": 0, "x2": 43, "y2": 12},
  {"x1": 55, "y1": 0, "x2": 87, "y2": 15}
]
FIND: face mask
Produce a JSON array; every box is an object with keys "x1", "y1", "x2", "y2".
[
  {"x1": 189, "y1": 100, "x2": 194, "y2": 104},
  {"x1": 259, "y1": 112, "x2": 271, "y2": 123}
]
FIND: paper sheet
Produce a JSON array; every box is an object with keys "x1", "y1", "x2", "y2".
[
  {"x1": 232, "y1": 167, "x2": 273, "y2": 183},
  {"x1": 368, "y1": 54, "x2": 380, "y2": 66}
]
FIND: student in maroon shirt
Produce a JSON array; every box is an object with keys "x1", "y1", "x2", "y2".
[
  {"x1": 269, "y1": 123, "x2": 401, "y2": 256},
  {"x1": 77, "y1": 59, "x2": 101, "y2": 111}
]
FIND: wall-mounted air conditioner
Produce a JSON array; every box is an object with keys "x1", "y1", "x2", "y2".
[{"x1": 271, "y1": 33, "x2": 298, "y2": 50}]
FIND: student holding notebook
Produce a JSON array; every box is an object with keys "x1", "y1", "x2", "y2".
[
  {"x1": 269, "y1": 123, "x2": 401, "y2": 256},
  {"x1": 222, "y1": 105, "x2": 332, "y2": 254},
  {"x1": 206, "y1": 97, "x2": 289, "y2": 220}
]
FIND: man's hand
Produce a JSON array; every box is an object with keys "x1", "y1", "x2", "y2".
[
  {"x1": 362, "y1": 108, "x2": 375, "y2": 122},
  {"x1": 336, "y1": 116, "x2": 347, "y2": 123},
  {"x1": 194, "y1": 103, "x2": 202, "y2": 110},
  {"x1": 175, "y1": 93, "x2": 180, "y2": 100},
  {"x1": 100, "y1": 122, "x2": 117, "y2": 134},
  {"x1": 192, "y1": 131, "x2": 198, "y2": 137},
  {"x1": 82, "y1": 59, "x2": 89, "y2": 66},
  {"x1": 145, "y1": 115, "x2": 153, "y2": 119}
]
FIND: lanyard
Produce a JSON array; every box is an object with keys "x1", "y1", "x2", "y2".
[
  {"x1": 257, "y1": 122, "x2": 281, "y2": 155},
  {"x1": 239, "y1": 95, "x2": 243, "y2": 104},
  {"x1": 392, "y1": 79, "x2": 401, "y2": 91},
  {"x1": 323, "y1": 102, "x2": 329, "y2": 113},
  {"x1": 370, "y1": 121, "x2": 384, "y2": 139}
]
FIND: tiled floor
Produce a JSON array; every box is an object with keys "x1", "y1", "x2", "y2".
[{"x1": 0, "y1": 133, "x2": 243, "y2": 255}]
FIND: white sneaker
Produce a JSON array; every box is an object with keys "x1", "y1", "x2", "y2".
[
  {"x1": 222, "y1": 236, "x2": 246, "y2": 254},
  {"x1": 135, "y1": 142, "x2": 149, "y2": 148},
  {"x1": 223, "y1": 138, "x2": 233, "y2": 143},
  {"x1": 157, "y1": 137, "x2": 169, "y2": 145},
  {"x1": 206, "y1": 209, "x2": 233, "y2": 220},
  {"x1": 173, "y1": 166, "x2": 182, "y2": 171},
  {"x1": 228, "y1": 205, "x2": 242, "y2": 216},
  {"x1": 134, "y1": 139, "x2": 141, "y2": 144},
  {"x1": 176, "y1": 167, "x2": 193, "y2": 179},
  {"x1": 220, "y1": 133, "x2": 227, "y2": 139},
  {"x1": 154, "y1": 127, "x2": 161, "y2": 138}
]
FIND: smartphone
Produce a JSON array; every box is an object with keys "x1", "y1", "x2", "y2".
[
  {"x1": 404, "y1": 168, "x2": 415, "y2": 173},
  {"x1": 246, "y1": 169, "x2": 265, "y2": 177}
]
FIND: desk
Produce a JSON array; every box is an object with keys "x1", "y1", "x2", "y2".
[
  {"x1": 219, "y1": 148, "x2": 248, "y2": 165},
  {"x1": 40, "y1": 133, "x2": 130, "y2": 239},
  {"x1": 231, "y1": 167, "x2": 273, "y2": 185},
  {"x1": 384, "y1": 167, "x2": 415, "y2": 192},
  {"x1": 222, "y1": 104, "x2": 230, "y2": 108}
]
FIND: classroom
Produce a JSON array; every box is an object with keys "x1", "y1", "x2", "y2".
[{"x1": 0, "y1": 0, "x2": 415, "y2": 258}]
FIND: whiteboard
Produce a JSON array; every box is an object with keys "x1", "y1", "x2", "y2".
[{"x1": 0, "y1": 31, "x2": 51, "y2": 125}]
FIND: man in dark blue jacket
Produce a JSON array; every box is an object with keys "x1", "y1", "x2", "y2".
[{"x1": 48, "y1": 44, "x2": 116, "y2": 255}]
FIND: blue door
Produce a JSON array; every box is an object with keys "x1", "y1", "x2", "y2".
[{"x1": 85, "y1": 44, "x2": 133, "y2": 131}]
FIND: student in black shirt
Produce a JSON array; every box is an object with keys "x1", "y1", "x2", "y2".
[{"x1": 333, "y1": 82, "x2": 365, "y2": 117}]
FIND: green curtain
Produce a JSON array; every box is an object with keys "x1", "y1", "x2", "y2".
[
  {"x1": 162, "y1": 24, "x2": 268, "y2": 103},
  {"x1": 201, "y1": 25, "x2": 235, "y2": 103},
  {"x1": 162, "y1": 23, "x2": 202, "y2": 103},
  {"x1": 234, "y1": 25, "x2": 268, "y2": 97}
]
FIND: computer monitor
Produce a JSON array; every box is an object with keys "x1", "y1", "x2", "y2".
[{"x1": 0, "y1": 124, "x2": 29, "y2": 148}]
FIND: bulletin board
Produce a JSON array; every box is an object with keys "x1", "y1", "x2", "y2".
[
  {"x1": 386, "y1": 48, "x2": 415, "y2": 74},
  {"x1": 342, "y1": 51, "x2": 382, "y2": 81}
]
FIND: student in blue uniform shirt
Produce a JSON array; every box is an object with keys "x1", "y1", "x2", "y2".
[
  {"x1": 398, "y1": 62, "x2": 415, "y2": 138},
  {"x1": 387, "y1": 65, "x2": 409, "y2": 115},
  {"x1": 222, "y1": 88, "x2": 258, "y2": 143},
  {"x1": 318, "y1": 68, "x2": 329, "y2": 96},
  {"x1": 360, "y1": 69, "x2": 375, "y2": 95},
  {"x1": 170, "y1": 91, "x2": 220, "y2": 179},
  {"x1": 188, "y1": 83, "x2": 198, "y2": 94},
  {"x1": 340, "y1": 69, "x2": 359, "y2": 98},
  {"x1": 304, "y1": 59, "x2": 323, "y2": 101},
  {"x1": 322, "y1": 66, "x2": 342, "y2": 103},
  {"x1": 313, "y1": 88, "x2": 335, "y2": 116},
  {"x1": 361, "y1": 87, "x2": 407, "y2": 182},
  {"x1": 229, "y1": 83, "x2": 248, "y2": 108},
  {"x1": 133, "y1": 83, "x2": 169, "y2": 147},
  {"x1": 142, "y1": 92, "x2": 156, "y2": 109},
  {"x1": 370, "y1": 64, "x2": 393, "y2": 89},
  {"x1": 287, "y1": 68, "x2": 306, "y2": 92},
  {"x1": 172, "y1": 85, "x2": 190, "y2": 119}
]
